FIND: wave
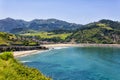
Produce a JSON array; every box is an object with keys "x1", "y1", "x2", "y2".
[
  {"x1": 20, "y1": 60, "x2": 32, "y2": 63},
  {"x1": 52, "y1": 47, "x2": 69, "y2": 50}
]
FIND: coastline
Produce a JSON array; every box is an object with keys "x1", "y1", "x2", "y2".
[
  {"x1": 41, "y1": 43, "x2": 120, "y2": 48},
  {"x1": 13, "y1": 44, "x2": 120, "y2": 57},
  {"x1": 13, "y1": 50, "x2": 48, "y2": 57}
]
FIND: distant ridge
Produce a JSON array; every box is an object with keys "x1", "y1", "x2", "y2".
[{"x1": 0, "y1": 18, "x2": 82, "y2": 33}]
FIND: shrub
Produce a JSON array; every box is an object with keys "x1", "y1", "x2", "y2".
[
  {"x1": 0, "y1": 52, "x2": 13, "y2": 60},
  {"x1": 0, "y1": 52, "x2": 51, "y2": 80}
]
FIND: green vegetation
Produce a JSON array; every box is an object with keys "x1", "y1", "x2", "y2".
[
  {"x1": 0, "y1": 32, "x2": 39, "y2": 46},
  {"x1": 21, "y1": 32, "x2": 71, "y2": 42},
  {"x1": 0, "y1": 31, "x2": 71, "y2": 45},
  {"x1": 0, "y1": 19, "x2": 120, "y2": 44},
  {"x1": 0, "y1": 52, "x2": 51, "y2": 80},
  {"x1": 0, "y1": 32, "x2": 17, "y2": 45},
  {"x1": 68, "y1": 20, "x2": 120, "y2": 44}
]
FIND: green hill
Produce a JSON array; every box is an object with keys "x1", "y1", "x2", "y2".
[
  {"x1": 1, "y1": 19, "x2": 120, "y2": 44},
  {"x1": 67, "y1": 19, "x2": 120, "y2": 44},
  {"x1": 0, "y1": 32, "x2": 17, "y2": 45},
  {"x1": 21, "y1": 31, "x2": 71, "y2": 42},
  {"x1": 0, "y1": 32, "x2": 39, "y2": 46},
  {"x1": 0, "y1": 52, "x2": 51, "y2": 80}
]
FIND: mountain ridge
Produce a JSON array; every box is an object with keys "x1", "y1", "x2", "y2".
[
  {"x1": 0, "y1": 18, "x2": 82, "y2": 33},
  {"x1": 0, "y1": 18, "x2": 120, "y2": 44}
]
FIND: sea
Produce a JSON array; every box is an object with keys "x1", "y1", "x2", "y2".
[{"x1": 18, "y1": 47, "x2": 120, "y2": 80}]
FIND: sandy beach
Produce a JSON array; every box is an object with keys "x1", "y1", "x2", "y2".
[
  {"x1": 13, "y1": 50, "x2": 48, "y2": 57},
  {"x1": 13, "y1": 44, "x2": 120, "y2": 57},
  {"x1": 41, "y1": 44, "x2": 120, "y2": 48}
]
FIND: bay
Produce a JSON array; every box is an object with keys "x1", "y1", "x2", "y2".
[{"x1": 18, "y1": 47, "x2": 120, "y2": 80}]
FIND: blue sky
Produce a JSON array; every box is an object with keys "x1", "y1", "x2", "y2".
[{"x1": 0, "y1": 0, "x2": 120, "y2": 24}]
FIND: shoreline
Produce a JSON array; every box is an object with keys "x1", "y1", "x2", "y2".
[
  {"x1": 13, "y1": 50, "x2": 48, "y2": 57},
  {"x1": 14, "y1": 44, "x2": 120, "y2": 57},
  {"x1": 41, "y1": 44, "x2": 120, "y2": 48}
]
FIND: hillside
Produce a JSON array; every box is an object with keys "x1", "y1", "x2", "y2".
[
  {"x1": 0, "y1": 52, "x2": 51, "y2": 80},
  {"x1": 0, "y1": 18, "x2": 81, "y2": 33},
  {"x1": 21, "y1": 32, "x2": 72, "y2": 43},
  {"x1": 0, "y1": 32, "x2": 38, "y2": 46},
  {"x1": 0, "y1": 32, "x2": 17, "y2": 45},
  {"x1": 0, "y1": 19, "x2": 120, "y2": 44},
  {"x1": 0, "y1": 18, "x2": 28, "y2": 32},
  {"x1": 0, "y1": 31, "x2": 71, "y2": 45},
  {"x1": 68, "y1": 19, "x2": 120, "y2": 44}
]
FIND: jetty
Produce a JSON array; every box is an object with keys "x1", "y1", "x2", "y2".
[{"x1": 0, "y1": 46, "x2": 48, "y2": 52}]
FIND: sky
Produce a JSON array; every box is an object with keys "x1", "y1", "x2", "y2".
[{"x1": 0, "y1": 0, "x2": 120, "y2": 24}]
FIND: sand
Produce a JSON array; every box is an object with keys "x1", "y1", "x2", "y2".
[
  {"x1": 13, "y1": 50, "x2": 48, "y2": 57},
  {"x1": 41, "y1": 44, "x2": 120, "y2": 48}
]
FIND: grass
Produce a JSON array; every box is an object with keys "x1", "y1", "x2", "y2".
[
  {"x1": 0, "y1": 32, "x2": 15, "y2": 45},
  {"x1": 96, "y1": 23, "x2": 113, "y2": 30},
  {"x1": 0, "y1": 32, "x2": 39, "y2": 46},
  {"x1": 0, "y1": 52, "x2": 51, "y2": 80},
  {"x1": 21, "y1": 32, "x2": 72, "y2": 40}
]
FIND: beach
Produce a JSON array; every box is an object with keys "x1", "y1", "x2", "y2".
[
  {"x1": 13, "y1": 44, "x2": 120, "y2": 57},
  {"x1": 41, "y1": 44, "x2": 120, "y2": 48},
  {"x1": 13, "y1": 50, "x2": 48, "y2": 57}
]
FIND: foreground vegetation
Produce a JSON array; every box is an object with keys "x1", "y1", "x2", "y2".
[{"x1": 0, "y1": 52, "x2": 51, "y2": 80}]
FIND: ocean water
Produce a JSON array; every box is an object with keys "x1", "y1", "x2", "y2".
[{"x1": 18, "y1": 47, "x2": 120, "y2": 80}]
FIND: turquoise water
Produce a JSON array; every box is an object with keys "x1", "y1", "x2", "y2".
[{"x1": 18, "y1": 47, "x2": 120, "y2": 80}]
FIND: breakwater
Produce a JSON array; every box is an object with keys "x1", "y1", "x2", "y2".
[{"x1": 0, "y1": 46, "x2": 48, "y2": 52}]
